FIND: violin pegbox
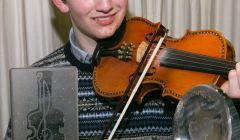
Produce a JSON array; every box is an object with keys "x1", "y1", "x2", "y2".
[{"x1": 117, "y1": 41, "x2": 135, "y2": 61}]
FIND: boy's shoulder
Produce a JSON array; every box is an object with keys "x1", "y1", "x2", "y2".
[{"x1": 31, "y1": 45, "x2": 70, "y2": 67}]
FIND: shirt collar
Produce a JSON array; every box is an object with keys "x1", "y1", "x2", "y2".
[{"x1": 69, "y1": 28, "x2": 92, "y2": 64}]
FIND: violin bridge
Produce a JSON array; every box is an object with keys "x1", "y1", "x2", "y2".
[{"x1": 136, "y1": 41, "x2": 148, "y2": 63}]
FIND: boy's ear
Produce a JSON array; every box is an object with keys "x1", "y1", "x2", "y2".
[{"x1": 52, "y1": 0, "x2": 69, "y2": 13}]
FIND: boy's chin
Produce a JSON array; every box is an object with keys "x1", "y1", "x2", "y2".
[{"x1": 95, "y1": 32, "x2": 115, "y2": 39}]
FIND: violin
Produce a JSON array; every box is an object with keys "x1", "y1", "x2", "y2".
[
  {"x1": 93, "y1": 17, "x2": 235, "y2": 103},
  {"x1": 94, "y1": 17, "x2": 236, "y2": 139}
]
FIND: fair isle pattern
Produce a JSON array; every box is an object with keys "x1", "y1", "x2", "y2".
[
  {"x1": 32, "y1": 44, "x2": 174, "y2": 140},
  {"x1": 31, "y1": 47, "x2": 69, "y2": 67}
]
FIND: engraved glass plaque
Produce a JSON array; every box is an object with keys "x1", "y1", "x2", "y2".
[{"x1": 10, "y1": 67, "x2": 79, "y2": 140}]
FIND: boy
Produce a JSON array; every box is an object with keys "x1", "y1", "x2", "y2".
[{"x1": 5, "y1": 0, "x2": 240, "y2": 139}]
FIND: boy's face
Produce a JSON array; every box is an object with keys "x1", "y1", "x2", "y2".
[{"x1": 66, "y1": 0, "x2": 128, "y2": 40}]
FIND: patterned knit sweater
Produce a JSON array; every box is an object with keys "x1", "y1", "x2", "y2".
[{"x1": 7, "y1": 42, "x2": 175, "y2": 140}]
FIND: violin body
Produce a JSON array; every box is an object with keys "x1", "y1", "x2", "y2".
[
  {"x1": 93, "y1": 17, "x2": 235, "y2": 103},
  {"x1": 157, "y1": 29, "x2": 234, "y2": 101}
]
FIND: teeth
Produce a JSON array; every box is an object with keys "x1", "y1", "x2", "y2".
[{"x1": 95, "y1": 17, "x2": 111, "y2": 21}]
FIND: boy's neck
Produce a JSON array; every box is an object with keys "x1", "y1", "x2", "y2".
[{"x1": 72, "y1": 26, "x2": 97, "y2": 55}]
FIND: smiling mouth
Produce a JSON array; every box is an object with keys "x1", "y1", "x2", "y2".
[
  {"x1": 93, "y1": 12, "x2": 118, "y2": 25},
  {"x1": 96, "y1": 15, "x2": 113, "y2": 20},
  {"x1": 94, "y1": 16, "x2": 115, "y2": 25}
]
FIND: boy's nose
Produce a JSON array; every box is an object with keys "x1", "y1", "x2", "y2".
[{"x1": 95, "y1": 0, "x2": 113, "y2": 13}]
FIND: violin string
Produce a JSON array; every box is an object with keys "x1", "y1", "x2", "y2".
[
  {"x1": 145, "y1": 48, "x2": 236, "y2": 71},
  {"x1": 157, "y1": 55, "x2": 234, "y2": 71},
  {"x1": 131, "y1": 45, "x2": 235, "y2": 67},
  {"x1": 168, "y1": 50, "x2": 234, "y2": 68},
  {"x1": 163, "y1": 48, "x2": 236, "y2": 65},
  {"x1": 130, "y1": 52, "x2": 233, "y2": 75},
  {"x1": 160, "y1": 59, "x2": 232, "y2": 74}
]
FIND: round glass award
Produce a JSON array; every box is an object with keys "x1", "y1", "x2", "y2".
[{"x1": 173, "y1": 84, "x2": 240, "y2": 140}]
